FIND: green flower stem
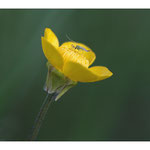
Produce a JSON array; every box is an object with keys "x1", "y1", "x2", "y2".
[{"x1": 30, "y1": 93, "x2": 55, "y2": 141}]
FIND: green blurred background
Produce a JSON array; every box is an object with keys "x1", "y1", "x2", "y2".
[{"x1": 0, "y1": 9, "x2": 150, "y2": 141}]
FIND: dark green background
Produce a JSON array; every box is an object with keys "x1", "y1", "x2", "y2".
[{"x1": 0, "y1": 9, "x2": 150, "y2": 141}]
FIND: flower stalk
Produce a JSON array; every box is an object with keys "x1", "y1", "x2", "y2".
[
  {"x1": 30, "y1": 93, "x2": 55, "y2": 141},
  {"x1": 30, "y1": 63, "x2": 77, "y2": 140}
]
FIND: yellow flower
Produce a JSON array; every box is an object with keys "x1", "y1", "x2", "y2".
[{"x1": 41, "y1": 28, "x2": 113, "y2": 83}]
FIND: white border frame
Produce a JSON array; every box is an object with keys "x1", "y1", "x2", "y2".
[{"x1": 1, "y1": 0, "x2": 150, "y2": 8}]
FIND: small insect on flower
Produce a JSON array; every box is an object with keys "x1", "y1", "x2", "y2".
[
  {"x1": 71, "y1": 44, "x2": 90, "y2": 52},
  {"x1": 66, "y1": 34, "x2": 90, "y2": 52}
]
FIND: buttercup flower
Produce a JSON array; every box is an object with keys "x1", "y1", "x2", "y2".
[
  {"x1": 41, "y1": 28, "x2": 113, "y2": 101},
  {"x1": 42, "y1": 28, "x2": 113, "y2": 83},
  {"x1": 30, "y1": 28, "x2": 113, "y2": 140}
]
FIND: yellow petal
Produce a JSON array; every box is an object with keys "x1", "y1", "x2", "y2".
[
  {"x1": 63, "y1": 61, "x2": 113, "y2": 82},
  {"x1": 41, "y1": 37, "x2": 63, "y2": 70},
  {"x1": 44, "y1": 28, "x2": 59, "y2": 48},
  {"x1": 60, "y1": 42, "x2": 96, "y2": 66}
]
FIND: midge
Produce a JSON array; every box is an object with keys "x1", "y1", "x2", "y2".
[
  {"x1": 71, "y1": 44, "x2": 90, "y2": 52},
  {"x1": 66, "y1": 35, "x2": 90, "y2": 52}
]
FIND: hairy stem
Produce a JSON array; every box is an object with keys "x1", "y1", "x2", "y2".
[{"x1": 29, "y1": 93, "x2": 55, "y2": 140}]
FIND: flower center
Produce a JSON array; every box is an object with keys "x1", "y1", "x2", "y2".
[{"x1": 59, "y1": 43, "x2": 90, "y2": 68}]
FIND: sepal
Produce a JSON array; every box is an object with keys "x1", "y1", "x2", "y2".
[{"x1": 44, "y1": 62, "x2": 77, "y2": 101}]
